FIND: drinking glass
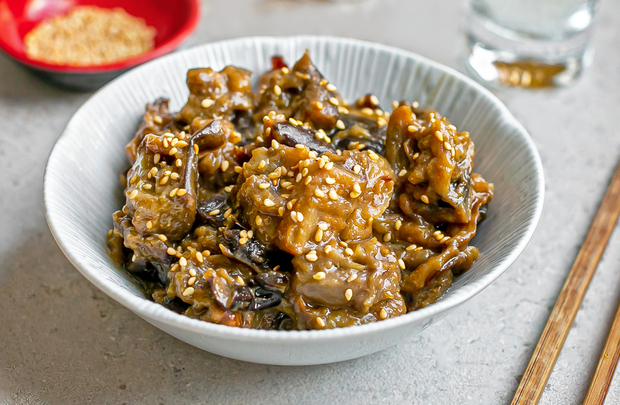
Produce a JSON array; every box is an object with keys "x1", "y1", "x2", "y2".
[{"x1": 465, "y1": 0, "x2": 601, "y2": 88}]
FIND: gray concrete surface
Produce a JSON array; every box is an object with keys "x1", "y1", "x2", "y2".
[{"x1": 1, "y1": 0, "x2": 619, "y2": 404}]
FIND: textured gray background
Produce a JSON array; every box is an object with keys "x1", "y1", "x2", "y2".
[{"x1": 1, "y1": 0, "x2": 619, "y2": 404}]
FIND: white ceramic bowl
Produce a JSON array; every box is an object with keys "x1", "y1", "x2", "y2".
[{"x1": 44, "y1": 36, "x2": 544, "y2": 365}]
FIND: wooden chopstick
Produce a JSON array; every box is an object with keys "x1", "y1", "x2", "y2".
[
  {"x1": 583, "y1": 293, "x2": 620, "y2": 404},
  {"x1": 511, "y1": 162, "x2": 620, "y2": 405}
]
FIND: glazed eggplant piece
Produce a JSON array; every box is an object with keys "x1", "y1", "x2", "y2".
[
  {"x1": 254, "y1": 51, "x2": 340, "y2": 131},
  {"x1": 180, "y1": 66, "x2": 255, "y2": 127},
  {"x1": 126, "y1": 98, "x2": 178, "y2": 164},
  {"x1": 386, "y1": 106, "x2": 477, "y2": 224}
]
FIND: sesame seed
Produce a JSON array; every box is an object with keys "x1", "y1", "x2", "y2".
[
  {"x1": 258, "y1": 160, "x2": 266, "y2": 169},
  {"x1": 345, "y1": 248, "x2": 354, "y2": 256},
  {"x1": 326, "y1": 83, "x2": 337, "y2": 92},
  {"x1": 234, "y1": 166, "x2": 243, "y2": 173},
  {"x1": 189, "y1": 268, "x2": 197, "y2": 277},
  {"x1": 176, "y1": 141, "x2": 188, "y2": 149},
  {"x1": 153, "y1": 115, "x2": 163, "y2": 124},
  {"x1": 170, "y1": 173, "x2": 180, "y2": 180},
  {"x1": 178, "y1": 188, "x2": 188, "y2": 197},
  {"x1": 353, "y1": 183, "x2": 362, "y2": 194},
  {"x1": 304, "y1": 176, "x2": 313, "y2": 185},
  {"x1": 353, "y1": 165, "x2": 362, "y2": 174},
  {"x1": 345, "y1": 289, "x2": 353, "y2": 301},
  {"x1": 259, "y1": 182, "x2": 269, "y2": 190},
  {"x1": 324, "y1": 162, "x2": 334, "y2": 170},
  {"x1": 281, "y1": 67, "x2": 290, "y2": 74},
  {"x1": 421, "y1": 195, "x2": 429, "y2": 204},
  {"x1": 263, "y1": 199, "x2": 275, "y2": 207},
  {"x1": 325, "y1": 177, "x2": 336, "y2": 185},
  {"x1": 255, "y1": 215, "x2": 263, "y2": 226},
  {"x1": 350, "y1": 191, "x2": 360, "y2": 199},
  {"x1": 448, "y1": 124, "x2": 457, "y2": 131},
  {"x1": 383, "y1": 233, "x2": 392, "y2": 242},
  {"x1": 347, "y1": 274, "x2": 358, "y2": 283},
  {"x1": 329, "y1": 189, "x2": 338, "y2": 200},
  {"x1": 209, "y1": 209, "x2": 220, "y2": 216},
  {"x1": 176, "y1": 159, "x2": 182, "y2": 167},
  {"x1": 377, "y1": 117, "x2": 387, "y2": 126},
  {"x1": 313, "y1": 271, "x2": 326, "y2": 280},
  {"x1": 274, "y1": 84, "x2": 282, "y2": 96},
  {"x1": 239, "y1": 237, "x2": 248, "y2": 245},
  {"x1": 434, "y1": 131, "x2": 444, "y2": 142},
  {"x1": 288, "y1": 118, "x2": 298, "y2": 126},
  {"x1": 166, "y1": 247, "x2": 176, "y2": 255},
  {"x1": 335, "y1": 120, "x2": 345, "y2": 130},
  {"x1": 392, "y1": 101, "x2": 399, "y2": 109},
  {"x1": 290, "y1": 211, "x2": 298, "y2": 222},
  {"x1": 306, "y1": 251, "x2": 318, "y2": 262},
  {"x1": 325, "y1": 245, "x2": 333, "y2": 253},
  {"x1": 163, "y1": 139, "x2": 169, "y2": 148},
  {"x1": 319, "y1": 79, "x2": 328, "y2": 85},
  {"x1": 201, "y1": 98, "x2": 214, "y2": 108},
  {"x1": 315, "y1": 101, "x2": 324, "y2": 109},
  {"x1": 313, "y1": 228, "x2": 324, "y2": 242},
  {"x1": 157, "y1": 234, "x2": 167, "y2": 242},
  {"x1": 142, "y1": 183, "x2": 152, "y2": 190},
  {"x1": 187, "y1": 277, "x2": 196, "y2": 286},
  {"x1": 224, "y1": 208, "x2": 232, "y2": 218},
  {"x1": 257, "y1": 136, "x2": 264, "y2": 143},
  {"x1": 329, "y1": 97, "x2": 339, "y2": 106},
  {"x1": 406, "y1": 244, "x2": 418, "y2": 251},
  {"x1": 221, "y1": 161, "x2": 230, "y2": 172},
  {"x1": 224, "y1": 185, "x2": 234, "y2": 192},
  {"x1": 368, "y1": 151, "x2": 379, "y2": 161},
  {"x1": 182, "y1": 287, "x2": 195, "y2": 296},
  {"x1": 169, "y1": 188, "x2": 178, "y2": 197},
  {"x1": 286, "y1": 199, "x2": 297, "y2": 210},
  {"x1": 340, "y1": 241, "x2": 348, "y2": 247},
  {"x1": 297, "y1": 212, "x2": 304, "y2": 221},
  {"x1": 247, "y1": 230, "x2": 253, "y2": 239},
  {"x1": 441, "y1": 236, "x2": 451, "y2": 243},
  {"x1": 146, "y1": 220, "x2": 153, "y2": 229},
  {"x1": 302, "y1": 168, "x2": 309, "y2": 177},
  {"x1": 296, "y1": 173, "x2": 303, "y2": 183},
  {"x1": 413, "y1": 152, "x2": 420, "y2": 159},
  {"x1": 379, "y1": 309, "x2": 388, "y2": 319},
  {"x1": 316, "y1": 317, "x2": 326, "y2": 327},
  {"x1": 444, "y1": 141, "x2": 451, "y2": 150},
  {"x1": 271, "y1": 139, "x2": 280, "y2": 149},
  {"x1": 196, "y1": 252, "x2": 204, "y2": 263},
  {"x1": 398, "y1": 259, "x2": 406, "y2": 269},
  {"x1": 308, "y1": 151, "x2": 318, "y2": 158},
  {"x1": 361, "y1": 107, "x2": 374, "y2": 116},
  {"x1": 398, "y1": 169, "x2": 408, "y2": 177},
  {"x1": 318, "y1": 222, "x2": 329, "y2": 231},
  {"x1": 395, "y1": 219, "x2": 402, "y2": 230},
  {"x1": 278, "y1": 207, "x2": 284, "y2": 216},
  {"x1": 314, "y1": 189, "x2": 325, "y2": 198},
  {"x1": 407, "y1": 125, "x2": 417, "y2": 133},
  {"x1": 412, "y1": 101, "x2": 420, "y2": 108},
  {"x1": 369, "y1": 95, "x2": 379, "y2": 105},
  {"x1": 129, "y1": 189, "x2": 139, "y2": 199}
]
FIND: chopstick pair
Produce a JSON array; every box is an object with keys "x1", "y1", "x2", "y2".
[{"x1": 512, "y1": 162, "x2": 620, "y2": 405}]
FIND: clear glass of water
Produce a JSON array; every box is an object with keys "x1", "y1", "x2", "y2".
[{"x1": 465, "y1": 0, "x2": 601, "y2": 88}]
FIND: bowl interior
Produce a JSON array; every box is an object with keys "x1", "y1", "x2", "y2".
[
  {"x1": 0, "y1": 0, "x2": 198, "y2": 70},
  {"x1": 44, "y1": 36, "x2": 544, "y2": 340}
]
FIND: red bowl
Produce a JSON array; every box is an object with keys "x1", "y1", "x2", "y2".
[{"x1": 0, "y1": 0, "x2": 201, "y2": 90}]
